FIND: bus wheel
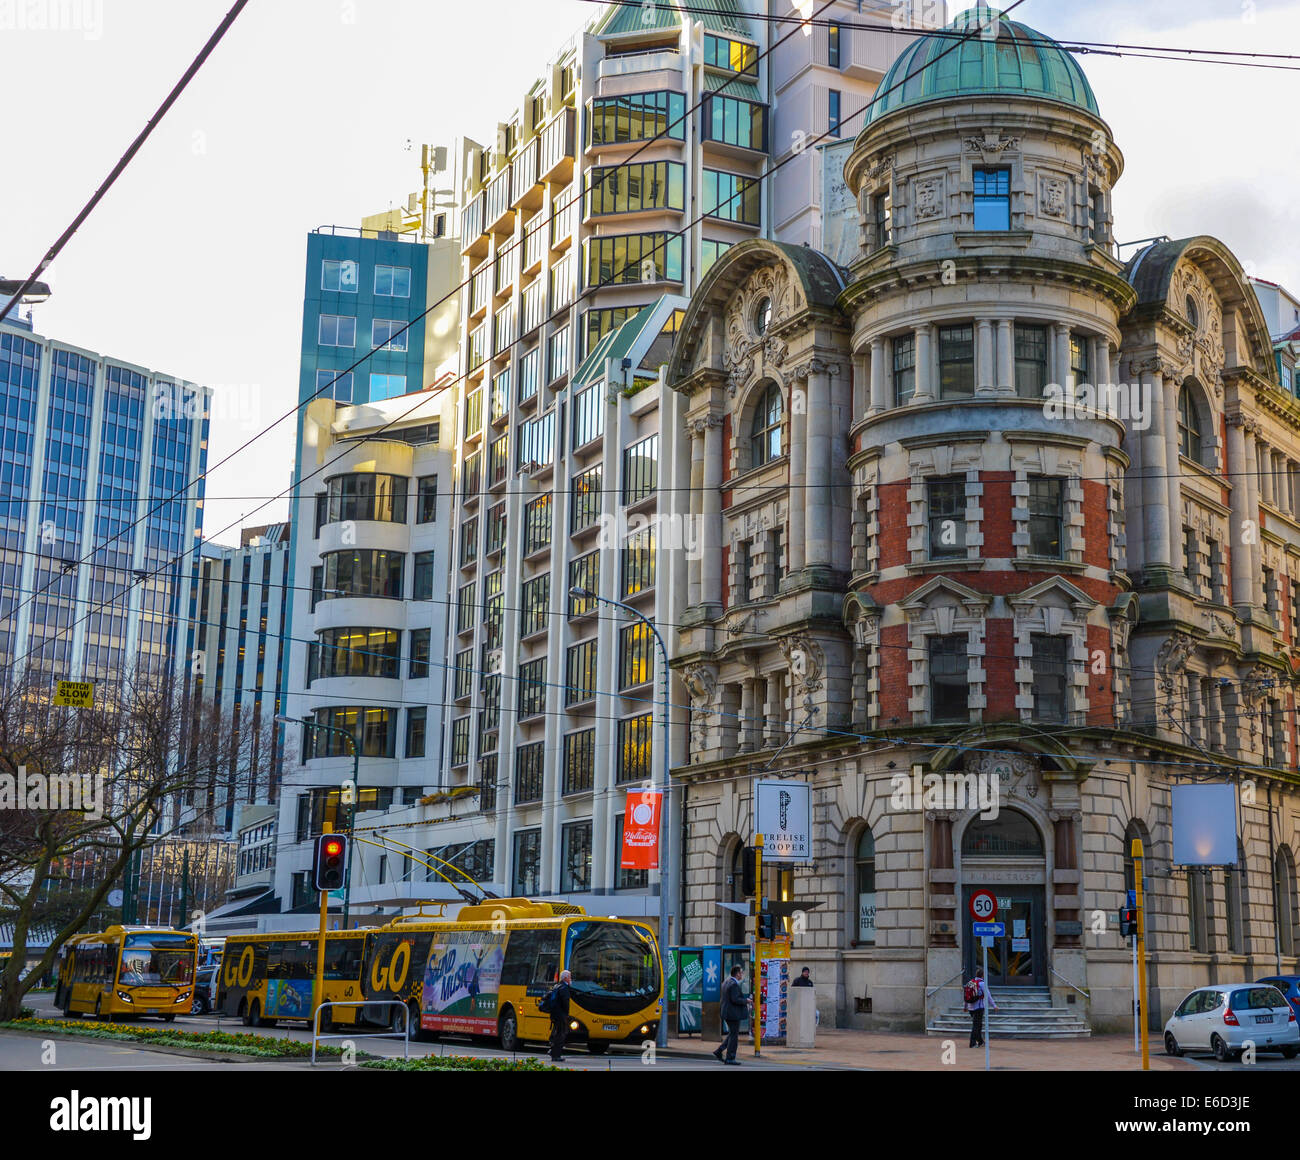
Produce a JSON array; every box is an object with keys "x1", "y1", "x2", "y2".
[
  {"x1": 499, "y1": 1007, "x2": 521, "y2": 1052},
  {"x1": 161, "y1": 1015, "x2": 176, "y2": 1023},
  {"x1": 407, "y1": 1001, "x2": 435, "y2": 1042},
  {"x1": 94, "y1": 997, "x2": 109, "y2": 1023},
  {"x1": 243, "y1": 999, "x2": 262, "y2": 1028},
  {"x1": 588, "y1": 1041, "x2": 609, "y2": 1055}
]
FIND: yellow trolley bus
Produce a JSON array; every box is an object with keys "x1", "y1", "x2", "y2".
[
  {"x1": 408, "y1": 899, "x2": 662, "y2": 1054},
  {"x1": 56, "y1": 926, "x2": 197, "y2": 1021},
  {"x1": 217, "y1": 930, "x2": 368, "y2": 1028}
]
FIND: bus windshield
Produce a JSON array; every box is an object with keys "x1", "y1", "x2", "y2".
[
  {"x1": 118, "y1": 934, "x2": 195, "y2": 986},
  {"x1": 564, "y1": 922, "x2": 659, "y2": 1014}
]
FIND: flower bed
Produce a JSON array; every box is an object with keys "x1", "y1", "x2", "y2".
[
  {"x1": 0, "y1": 1017, "x2": 346, "y2": 1059},
  {"x1": 361, "y1": 1055, "x2": 558, "y2": 1072}
]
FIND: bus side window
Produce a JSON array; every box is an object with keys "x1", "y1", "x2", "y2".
[
  {"x1": 532, "y1": 931, "x2": 562, "y2": 987},
  {"x1": 266, "y1": 943, "x2": 284, "y2": 979},
  {"x1": 500, "y1": 931, "x2": 539, "y2": 987}
]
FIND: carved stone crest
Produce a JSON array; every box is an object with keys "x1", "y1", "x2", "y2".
[
  {"x1": 964, "y1": 749, "x2": 1040, "y2": 800},
  {"x1": 1040, "y1": 176, "x2": 1068, "y2": 218},
  {"x1": 778, "y1": 636, "x2": 825, "y2": 693},
  {"x1": 1156, "y1": 633, "x2": 1197, "y2": 692},
  {"x1": 914, "y1": 175, "x2": 944, "y2": 220}
]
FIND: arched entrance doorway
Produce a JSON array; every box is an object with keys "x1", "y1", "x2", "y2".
[{"x1": 960, "y1": 810, "x2": 1048, "y2": 987}]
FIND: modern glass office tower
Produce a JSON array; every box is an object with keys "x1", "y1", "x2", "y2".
[{"x1": 0, "y1": 310, "x2": 209, "y2": 683}]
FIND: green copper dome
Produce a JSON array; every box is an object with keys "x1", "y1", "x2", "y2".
[{"x1": 860, "y1": 6, "x2": 1099, "y2": 132}]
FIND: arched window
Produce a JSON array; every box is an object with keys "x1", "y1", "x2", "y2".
[
  {"x1": 750, "y1": 382, "x2": 782, "y2": 467},
  {"x1": 1276, "y1": 846, "x2": 1297, "y2": 958},
  {"x1": 1177, "y1": 384, "x2": 1203, "y2": 462},
  {"x1": 855, "y1": 828, "x2": 876, "y2": 945},
  {"x1": 962, "y1": 810, "x2": 1043, "y2": 858},
  {"x1": 726, "y1": 842, "x2": 748, "y2": 944}
]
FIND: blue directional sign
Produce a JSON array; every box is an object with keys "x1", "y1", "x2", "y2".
[{"x1": 972, "y1": 922, "x2": 1005, "y2": 938}]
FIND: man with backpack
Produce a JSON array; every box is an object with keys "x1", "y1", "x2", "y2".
[
  {"x1": 713, "y1": 964, "x2": 752, "y2": 1065},
  {"x1": 964, "y1": 966, "x2": 996, "y2": 1047},
  {"x1": 539, "y1": 969, "x2": 572, "y2": 1062}
]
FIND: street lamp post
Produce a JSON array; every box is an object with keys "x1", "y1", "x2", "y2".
[
  {"x1": 570, "y1": 586, "x2": 671, "y2": 1050},
  {"x1": 276, "y1": 713, "x2": 361, "y2": 929}
]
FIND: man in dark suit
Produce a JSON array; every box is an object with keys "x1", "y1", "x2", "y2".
[
  {"x1": 713, "y1": 965, "x2": 752, "y2": 1065},
  {"x1": 548, "y1": 969, "x2": 572, "y2": 1062}
]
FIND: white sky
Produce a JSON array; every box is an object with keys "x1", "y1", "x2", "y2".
[{"x1": 3, "y1": 0, "x2": 1296, "y2": 546}]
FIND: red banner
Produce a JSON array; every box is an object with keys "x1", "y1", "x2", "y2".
[{"x1": 621, "y1": 789, "x2": 662, "y2": 871}]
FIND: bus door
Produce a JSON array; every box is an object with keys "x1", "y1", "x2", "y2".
[{"x1": 509, "y1": 929, "x2": 563, "y2": 1039}]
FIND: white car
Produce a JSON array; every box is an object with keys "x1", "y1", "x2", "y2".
[{"x1": 1164, "y1": 983, "x2": 1300, "y2": 1061}]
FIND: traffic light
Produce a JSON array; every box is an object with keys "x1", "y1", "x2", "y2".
[
  {"x1": 740, "y1": 847, "x2": 758, "y2": 898},
  {"x1": 314, "y1": 834, "x2": 348, "y2": 892},
  {"x1": 1119, "y1": 907, "x2": 1137, "y2": 937},
  {"x1": 757, "y1": 913, "x2": 779, "y2": 940}
]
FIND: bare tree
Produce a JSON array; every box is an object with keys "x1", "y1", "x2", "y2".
[{"x1": 0, "y1": 664, "x2": 269, "y2": 1021}]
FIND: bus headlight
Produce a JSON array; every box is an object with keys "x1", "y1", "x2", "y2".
[
  {"x1": 569, "y1": 1020, "x2": 580, "y2": 1031},
  {"x1": 116, "y1": 990, "x2": 134, "y2": 1003},
  {"x1": 639, "y1": 1025, "x2": 649, "y2": 1035},
  {"x1": 176, "y1": 992, "x2": 191, "y2": 1002}
]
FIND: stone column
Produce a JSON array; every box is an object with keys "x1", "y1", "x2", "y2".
[
  {"x1": 852, "y1": 352, "x2": 868, "y2": 418},
  {"x1": 701, "y1": 414, "x2": 724, "y2": 609},
  {"x1": 869, "y1": 337, "x2": 886, "y2": 413},
  {"x1": 805, "y1": 360, "x2": 832, "y2": 570},
  {"x1": 1259, "y1": 440, "x2": 1275, "y2": 506},
  {"x1": 1162, "y1": 372, "x2": 1185, "y2": 576},
  {"x1": 1053, "y1": 323, "x2": 1071, "y2": 392},
  {"x1": 1140, "y1": 365, "x2": 1171, "y2": 569},
  {"x1": 1243, "y1": 424, "x2": 1263, "y2": 606},
  {"x1": 786, "y1": 373, "x2": 807, "y2": 576},
  {"x1": 996, "y1": 318, "x2": 1014, "y2": 396},
  {"x1": 763, "y1": 673, "x2": 784, "y2": 748},
  {"x1": 914, "y1": 324, "x2": 934, "y2": 403},
  {"x1": 687, "y1": 421, "x2": 704, "y2": 606},
  {"x1": 1225, "y1": 417, "x2": 1253, "y2": 611},
  {"x1": 739, "y1": 677, "x2": 757, "y2": 752},
  {"x1": 976, "y1": 319, "x2": 996, "y2": 395}
]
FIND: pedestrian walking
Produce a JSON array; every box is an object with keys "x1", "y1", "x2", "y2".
[
  {"x1": 543, "y1": 969, "x2": 572, "y2": 1062},
  {"x1": 712, "y1": 964, "x2": 751, "y2": 1065},
  {"x1": 964, "y1": 966, "x2": 996, "y2": 1047},
  {"x1": 791, "y1": 967, "x2": 814, "y2": 988}
]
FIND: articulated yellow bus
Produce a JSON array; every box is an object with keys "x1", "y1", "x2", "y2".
[
  {"x1": 217, "y1": 931, "x2": 368, "y2": 1028},
  {"x1": 56, "y1": 927, "x2": 198, "y2": 1021},
  {"x1": 216, "y1": 901, "x2": 662, "y2": 1053}
]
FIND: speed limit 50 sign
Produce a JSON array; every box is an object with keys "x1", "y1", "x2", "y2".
[{"x1": 969, "y1": 889, "x2": 998, "y2": 922}]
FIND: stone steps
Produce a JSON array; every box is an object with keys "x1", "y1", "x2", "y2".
[{"x1": 927, "y1": 987, "x2": 1091, "y2": 1038}]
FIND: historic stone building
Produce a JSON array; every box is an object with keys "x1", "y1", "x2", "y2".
[{"x1": 665, "y1": 7, "x2": 1300, "y2": 1034}]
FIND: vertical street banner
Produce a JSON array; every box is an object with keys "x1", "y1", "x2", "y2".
[{"x1": 621, "y1": 788, "x2": 662, "y2": 870}]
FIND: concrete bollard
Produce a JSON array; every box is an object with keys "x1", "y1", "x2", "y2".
[{"x1": 788, "y1": 985, "x2": 816, "y2": 1048}]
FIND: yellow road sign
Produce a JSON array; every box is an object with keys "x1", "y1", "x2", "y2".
[{"x1": 54, "y1": 680, "x2": 94, "y2": 708}]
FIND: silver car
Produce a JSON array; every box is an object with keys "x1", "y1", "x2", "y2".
[{"x1": 1164, "y1": 983, "x2": 1300, "y2": 1061}]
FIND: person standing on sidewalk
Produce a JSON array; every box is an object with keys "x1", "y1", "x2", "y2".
[
  {"x1": 713, "y1": 965, "x2": 752, "y2": 1065},
  {"x1": 964, "y1": 966, "x2": 996, "y2": 1047},
  {"x1": 547, "y1": 969, "x2": 572, "y2": 1062}
]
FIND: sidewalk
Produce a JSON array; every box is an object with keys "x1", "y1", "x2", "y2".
[{"x1": 665, "y1": 1027, "x2": 1193, "y2": 1071}]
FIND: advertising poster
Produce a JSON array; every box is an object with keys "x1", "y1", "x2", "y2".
[
  {"x1": 266, "y1": 979, "x2": 313, "y2": 1019},
  {"x1": 759, "y1": 958, "x2": 787, "y2": 1045},
  {"x1": 677, "y1": 949, "x2": 702, "y2": 1034},
  {"x1": 665, "y1": 947, "x2": 678, "y2": 1003},
  {"x1": 420, "y1": 929, "x2": 506, "y2": 1033},
  {"x1": 702, "y1": 946, "x2": 722, "y2": 1003},
  {"x1": 621, "y1": 789, "x2": 662, "y2": 870},
  {"x1": 754, "y1": 779, "x2": 811, "y2": 862}
]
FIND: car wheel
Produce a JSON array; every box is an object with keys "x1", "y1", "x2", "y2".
[
  {"x1": 1164, "y1": 1032, "x2": 1182, "y2": 1057},
  {"x1": 499, "y1": 1007, "x2": 521, "y2": 1052},
  {"x1": 1281, "y1": 1046, "x2": 1298, "y2": 1060},
  {"x1": 1211, "y1": 1034, "x2": 1233, "y2": 1062}
]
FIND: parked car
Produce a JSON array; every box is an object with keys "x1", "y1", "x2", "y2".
[
  {"x1": 1164, "y1": 983, "x2": 1299, "y2": 1061},
  {"x1": 191, "y1": 965, "x2": 220, "y2": 1016},
  {"x1": 1257, "y1": 975, "x2": 1300, "y2": 1021}
]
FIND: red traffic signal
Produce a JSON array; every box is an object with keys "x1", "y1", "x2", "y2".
[{"x1": 314, "y1": 834, "x2": 348, "y2": 892}]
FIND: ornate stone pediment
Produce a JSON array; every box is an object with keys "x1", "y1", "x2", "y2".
[
  {"x1": 1156, "y1": 633, "x2": 1197, "y2": 692},
  {"x1": 964, "y1": 749, "x2": 1040, "y2": 800}
]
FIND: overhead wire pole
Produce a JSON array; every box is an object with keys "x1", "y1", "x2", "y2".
[{"x1": 0, "y1": 0, "x2": 252, "y2": 325}]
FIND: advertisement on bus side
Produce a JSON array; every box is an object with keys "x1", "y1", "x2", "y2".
[{"x1": 420, "y1": 929, "x2": 506, "y2": 1033}]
